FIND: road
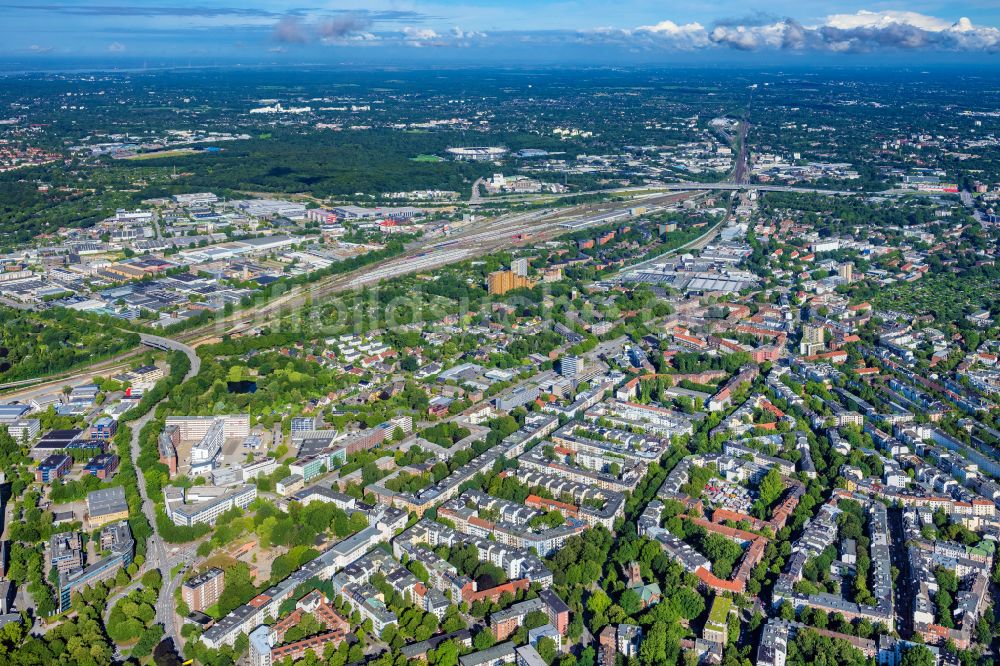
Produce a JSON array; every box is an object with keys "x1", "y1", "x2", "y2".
[
  {"x1": 887, "y1": 507, "x2": 912, "y2": 638},
  {"x1": 103, "y1": 574, "x2": 147, "y2": 625},
  {"x1": 0, "y1": 332, "x2": 202, "y2": 399},
  {"x1": 0, "y1": 295, "x2": 31, "y2": 310},
  {"x1": 640, "y1": 182, "x2": 948, "y2": 197},
  {"x1": 960, "y1": 189, "x2": 986, "y2": 223},
  {"x1": 469, "y1": 177, "x2": 484, "y2": 205},
  {"x1": 616, "y1": 215, "x2": 729, "y2": 278},
  {"x1": 139, "y1": 333, "x2": 201, "y2": 377},
  {"x1": 0, "y1": 353, "x2": 143, "y2": 397},
  {"x1": 0, "y1": 362, "x2": 135, "y2": 402},
  {"x1": 614, "y1": 116, "x2": 748, "y2": 279},
  {"x1": 455, "y1": 178, "x2": 943, "y2": 203},
  {"x1": 126, "y1": 334, "x2": 201, "y2": 655},
  {"x1": 733, "y1": 87, "x2": 753, "y2": 186},
  {"x1": 455, "y1": 177, "x2": 936, "y2": 207}
]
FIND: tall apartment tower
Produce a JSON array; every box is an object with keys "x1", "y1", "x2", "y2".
[
  {"x1": 181, "y1": 567, "x2": 225, "y2": 612},
  {"x1": 558, "y1": 356, "x2": 581, "y2": 378},
  {"x1": 487, "y1": 270, "x2": 533, "y2": 295},
  {"x1": 800, "y1": 323, "x2": 826, "y2": 356}
]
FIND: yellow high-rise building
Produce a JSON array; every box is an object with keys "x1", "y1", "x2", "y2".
[
  {"x1": 487, "y1": 270, "x2": 534, "y2": 295},
  {"x1": 838, "y1": 263, "x2": 854, "y2": 283}
]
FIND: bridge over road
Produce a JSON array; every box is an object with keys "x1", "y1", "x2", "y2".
[{"x1": 139, "y1": 333, "x2": 201, "y2": 378}]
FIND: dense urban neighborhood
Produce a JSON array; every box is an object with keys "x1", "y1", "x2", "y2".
[{"x1": 0, "y1": 56, "x2": 1000, "y2": 666}]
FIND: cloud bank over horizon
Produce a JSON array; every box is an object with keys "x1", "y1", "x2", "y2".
[
  {"x1": 615, "y1": 10, "x2": 1000, "y2": 53},
  {"x1": 260, "y1": 9, "x2": 1000, "y2": 54},
  {"x1": 4, "y1": 4, "x2": 1000, "y2": 61}
]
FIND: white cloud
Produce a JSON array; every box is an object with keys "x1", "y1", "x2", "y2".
[
  {"x1": 611, "y1": 10, "x2": 1000, "y2": 53},
  {"x1": 451, "y1": 27, "x2": 487, "y2": 40},
  {"x1": 400, "y1": 27, "x2": 445, "y2": 47},
  {"x1": 823, "y1": 10, "x2": 952, "y2": 32},
  {"x1": 637, "y1": 20, "x2": 704, "y2": 36},
  {"x1": 108, "y1": 41, "x2": 126, "y2": 52},
  {"x1": 580, "y1": 20, "x2": 709, "y2": 50},
  {"x1": 636, "y1": 20, "x2": 709, "y2": 48},
  {"x1": 403, "y1": 27, "x2": 441, "y2": 41}
]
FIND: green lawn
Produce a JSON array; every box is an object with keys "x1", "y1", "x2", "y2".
[{"x1": 123, "y1": 148, "x2": 198, "y2": 160}]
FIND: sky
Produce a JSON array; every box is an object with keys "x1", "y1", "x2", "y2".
[{"x1": 3, "y1": 1, "x2": 1000, "y2": 67}]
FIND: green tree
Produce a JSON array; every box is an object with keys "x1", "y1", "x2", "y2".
[
  {"x1": 671, "y1": 586, "x2": 705, "y2": 620},
  {"x1": 758, "y1": 467, "x2": 785, "y2": 508},
  {"x1": 473, "y1": 629, "x2": 496, "y2": 651},
  {"x1": 900, "y1": 645, "x2": 935, "y2": 666},
  {"x1": 587, "y1": 589, "x2": 612, "y2": 616},
  {"x1": 537, "y1": 637, "x2": 558, "y2": 665}
]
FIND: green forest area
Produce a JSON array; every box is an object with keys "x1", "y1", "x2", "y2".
[
  {"x1": 125, "y1": 129, "x2": 580, "y2": 200},
  {"x1": 0, "y1": 308, "x2": 141, "y2": 384}
]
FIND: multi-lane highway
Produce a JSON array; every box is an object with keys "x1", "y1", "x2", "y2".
[
  {"x1": 614, "y1": 114, "x2": 749, "y2": 280},
  {"x1": 733, "y1": 87, "x2": 753, "y2": 186},
  {"x1": 636, "y1": 182, "x2": 935, "y2": 196}
]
